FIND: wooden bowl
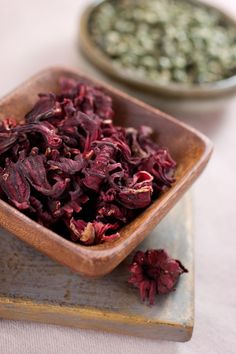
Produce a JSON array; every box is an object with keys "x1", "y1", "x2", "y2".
[
  {"x1": 79, "y1": 0, "x2": 236, "y2": 117},
  {"x1": 0, "y1": 67, "x2": 213, "y2": 277}
]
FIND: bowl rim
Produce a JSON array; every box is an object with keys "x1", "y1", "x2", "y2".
[
  {"x1": 79, "y1": 0, "x2": 236, "y2": 98},
  {"x1": 0, "y1": 66, "x2": 213, "y2": 276}
]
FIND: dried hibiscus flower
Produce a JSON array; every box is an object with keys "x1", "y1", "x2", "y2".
[
  {"x1": 128, "y1": 249, "x2": 188, "y2": 305},
  {"x1": 0, "y1": 77, "x2": 176, "y2": 245}
]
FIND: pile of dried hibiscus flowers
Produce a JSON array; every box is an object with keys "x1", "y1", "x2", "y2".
[{"x1": 0, "y1": 77, "x2": 176, "y2": 246}]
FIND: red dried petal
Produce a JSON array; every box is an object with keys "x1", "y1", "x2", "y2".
[
  {"x1": 126, "y1": 127, "x2": 147, "y2": 159},
  {"x1": 62, "y1": 98, "x2": 76, "y2": 117},
  {"x1": 61, "y1": 189, "x2": 89, "y2": 217},
  {"x1": 0, "y1": 133, "x2": 18, "y2": 154},
  {"x1": 69, "y1": 219, "x2": 95, "y2": 245},
  {"x1": 92, "y1": 87, "x2": 114, "y2": 120},
  {"x1": 139, "y1": 279, "x2": 151, "y2": 302},
  {"x1": 129, "y1": 171, "x2": 153, "y2": 188},
  {"x1": 30, "y1": 196, "x2": 56, "y2": 226},
  {"x1": 21, "y1": 153, "x2": 69, "y2": 198},
  {"x1": 45, "y1": 148, "x2": 60, "y2": 160},
  {"x1": 118, "y1": 185, "x2": 153, "y2": 209},
  {"x1": 82, "y1": 142, "x2": 116, "y2": 191},
  {"x1": 76, "y1": 112, "x2": 101, "y2": 153},
  {"x1": 157, "y1": 273, "x2": 176, "y2": 295},
  {"x1": 139, "y1": 149, "x2": 176, "y2": 188},
  {"x1": 13, "y1": 122, "x2": 62, "y2": 148},
  {"x1": 93, "y1": 221, "x2": 119, "y2": 243},
  {"x1": 25, "y1": 93, "x2": 62, "y2": 123},
  {"x1": 0, "y1": 159, "x2": 30, "y2": 209},
  {"x1": 133, "y1": 251, "x2": 145, "y2": 266},
  {"x1": 0, "y1": 118, "x2": 17, "y2": 131},
  {"x1": 128, "y1": 263, "x2": 144, "y2": 285},
  {"x1": 149, "y1": 280, "x2": 157, "y2": 305},
  {"x1": 96, "y1": 202, "x2": 127, "y2": 223},
  {"x1": 21, "y1": 152, "x2": 50, "y2": 188},
  {"x1": 48, "y1": 155, "x2": 84, "y2": 175},
  {"x1": 59, "y1": 77, "x2": 78, "y2": 96},
  {"x1": 69, "y1": 219, "x2": 119, "y2": 245}
]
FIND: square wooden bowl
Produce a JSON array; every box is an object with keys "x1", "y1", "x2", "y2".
[{"x1": 0, "y1": 67, "x2": 213, "y2": 277}]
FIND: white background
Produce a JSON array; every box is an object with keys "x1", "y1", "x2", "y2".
[{"x1": 0, "y1": 0, "x2": 236, "y2": 353}]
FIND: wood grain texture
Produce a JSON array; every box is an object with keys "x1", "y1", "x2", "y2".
[
  {"x1": 0, "y1": 67, "x2": 212, "y2": 277},
  {"x1": 0, "y1": 194, "x2": 193, "y2": 342}
]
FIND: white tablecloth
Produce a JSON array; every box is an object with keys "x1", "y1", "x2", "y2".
[{"x1": 0, "y1": 1, "x2": 236, "y2": 353}]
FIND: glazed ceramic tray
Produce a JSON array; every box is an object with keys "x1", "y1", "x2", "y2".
[{"x1": 0, "y1": 194, "x2": 193, "y2": 342}]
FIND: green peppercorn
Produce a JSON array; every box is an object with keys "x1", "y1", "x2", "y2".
[{"x1": 89, "y1": 0, "x2": 236, "y2": 85}]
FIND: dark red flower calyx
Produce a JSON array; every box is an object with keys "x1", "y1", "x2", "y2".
[{"x1": 128, "y1": 249, "x2": 188, "y2": 305}]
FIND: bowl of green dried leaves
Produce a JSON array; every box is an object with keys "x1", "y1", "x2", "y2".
[{"x1": 79, "y1": 0, "x2": 236, "y2": 104}]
